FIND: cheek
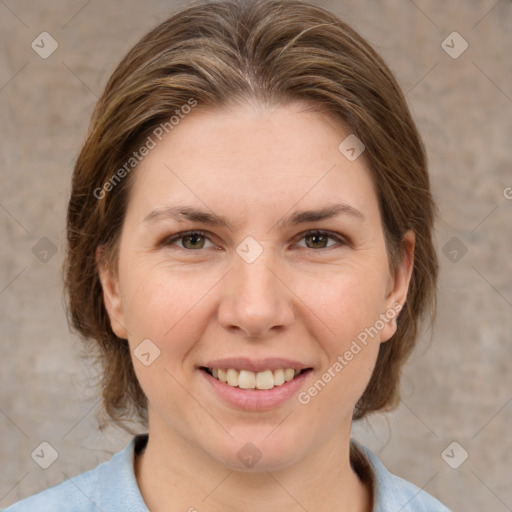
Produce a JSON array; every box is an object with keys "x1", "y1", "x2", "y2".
[
  {"x1": 296, "y1": 261, "x2": 390, "y2": 341},
  {"x1": 295, "y1": 261, "x2": 388, "y2": 398},
  {"x1": 298, "y1": 271, "x2": 384, "y2": 411},
  {"x1": 118, "y1": 262, "x2": 216, "y2": 351},
  {"x1": 118, "y1": 266, "x2": 212, "y2": 403}
]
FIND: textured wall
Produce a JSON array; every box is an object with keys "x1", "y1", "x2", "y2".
[{"x1": 1, "y1": 1, "x2": 511, "y2": 510}]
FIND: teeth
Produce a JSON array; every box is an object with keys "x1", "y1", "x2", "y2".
[
  {"x1": 226, "y1": 368, "x2": 239, "y2": 387},
  {"x1": 256, "y1": 370, "x2": 274, "y2": 390},
  {"x1": 238, "y1": 370, "x2": 256, "y2": 389},
  {"x1": 207, "y1": 367, "x2": 304, "y2": 389},
  {"x1": 273, "y1": 368, "x2": 285, "y2": 386},
  {"x1": 284, "y1": 368, "x2": 295, "y2": 382}
]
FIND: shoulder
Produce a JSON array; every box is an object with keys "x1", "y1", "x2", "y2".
[
  {"x1": 4, "y1": 435, "x2": 149, "y2": 512},
  {"x1": 351, "y1": 439, "x2": 452, "y2": 512}
]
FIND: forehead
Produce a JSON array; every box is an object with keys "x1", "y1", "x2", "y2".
[{"x1": 125, "y1": 102, "x2": 380, "y2": 227}]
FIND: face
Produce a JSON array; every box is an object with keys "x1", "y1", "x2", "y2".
[{"x1": 99, "y1": 101, "x2": 414, "y2": 471}]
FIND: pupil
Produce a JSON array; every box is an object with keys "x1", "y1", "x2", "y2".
[
  {"x1": 308, "y1": 234, "x2": 326, "y2": 248},
  {"x1": 185, "y1": 234, "x2": 203, "y2": 249}
]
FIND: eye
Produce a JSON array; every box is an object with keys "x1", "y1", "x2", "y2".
[
  {"x1": 162, "y1": 229, "x2": 347, "y2": 252},
  {"x1": 163, "y1": 230, "x2": 215, "y2": 250},
  {"x1": 295, "y1": 230, "x2": 346, "y2": 250}
]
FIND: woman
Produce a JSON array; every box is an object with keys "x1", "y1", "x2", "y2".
[{"x1": 6, "y1": 0, "x2": 451, "y2": 510}]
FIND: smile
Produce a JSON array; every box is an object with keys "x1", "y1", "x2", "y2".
[{"x1": 202, "y1": 367, "x2": 309, "y2": 390}]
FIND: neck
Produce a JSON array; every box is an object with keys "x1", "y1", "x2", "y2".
[{"x1": 135, "y1": 421, "x2": 372, "y2": 512}]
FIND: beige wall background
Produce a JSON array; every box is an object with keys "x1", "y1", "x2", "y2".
[{"x1": 1, "y1": 0, "x2": 511, "y2": 510}]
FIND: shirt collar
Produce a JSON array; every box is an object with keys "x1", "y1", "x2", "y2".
[{"x1": 103, "y1": 435, "x2": 437, "y2": 512}]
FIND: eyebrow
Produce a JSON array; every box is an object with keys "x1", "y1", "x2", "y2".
[{"x1": 142, "y1": 203, "x2": 366, "y2": 229}]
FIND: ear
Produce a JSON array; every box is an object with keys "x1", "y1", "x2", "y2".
[
  {"x1": 96, "y1": 246, "x2": 128, "y2": 339},
  {"x1": 380, "y1": 230, "x2": 415, "y2": 343}
]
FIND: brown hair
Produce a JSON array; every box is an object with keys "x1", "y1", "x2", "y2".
[{"x1": 64, "y1": 0, "x2": 438, "y2": 427}]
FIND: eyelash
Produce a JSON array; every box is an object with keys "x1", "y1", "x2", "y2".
[{"x1": 162, "y1": 229, "x2": 348, "y2": 252}]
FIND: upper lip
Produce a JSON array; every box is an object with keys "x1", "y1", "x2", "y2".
[{"x1": 201, "y1": 357, "x2": 312, "y2": 372}]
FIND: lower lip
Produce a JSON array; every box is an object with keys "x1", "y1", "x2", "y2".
[{"x1": 199, "y1": 369, "x2": 312, "y2": 411}]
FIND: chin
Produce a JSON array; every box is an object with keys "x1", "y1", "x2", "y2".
[{"x1": 206, "y1": 430, "x2": 309, "y2": 473}]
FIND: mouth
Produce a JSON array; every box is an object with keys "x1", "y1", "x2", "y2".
[{"x1": 200, "y1": 367, "x2": 312, "y2": 390}]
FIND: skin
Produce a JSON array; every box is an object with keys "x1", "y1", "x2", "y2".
[{"x1": 99, "y1": 101, "x2": 415, "y2": 512}]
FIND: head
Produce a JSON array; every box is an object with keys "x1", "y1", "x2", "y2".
[{"x1": 65, "y1": 0, "x2": 437, "y2": 467}]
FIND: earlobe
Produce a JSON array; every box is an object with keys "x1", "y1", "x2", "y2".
[
  {"x1": 380, "y1": 230, "x2": 415, "y2": 343},
  {"x1": 96, "y1": 247, "x2": 128, "y2": 340}
]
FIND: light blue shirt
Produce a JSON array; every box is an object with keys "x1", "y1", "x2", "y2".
[{"x1": 5, "y1": 435, "x2": 451, "y2": 511}]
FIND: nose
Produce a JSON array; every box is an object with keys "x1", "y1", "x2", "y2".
[{"x1": 217, "y1": 249, "x2": 295, "y2": 339}]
